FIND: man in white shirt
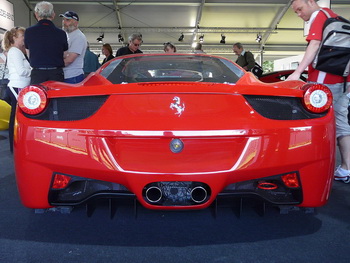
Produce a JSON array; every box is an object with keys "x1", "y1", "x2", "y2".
[{"x1": 60, "y1": 11, "x2": 87, "y2": 84}]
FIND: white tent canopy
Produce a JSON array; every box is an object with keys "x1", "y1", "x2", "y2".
[{"x1": 6, "y1": 0, "x2": 350, "y2": 62}]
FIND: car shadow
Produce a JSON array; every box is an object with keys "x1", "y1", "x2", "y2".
[{"x1": 0, "y1": 173, "x2": 322, "y2": 247}]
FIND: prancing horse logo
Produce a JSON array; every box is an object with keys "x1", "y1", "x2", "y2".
[{"x1": 170, "y1": 96, "x2": 185, "y2": 117}]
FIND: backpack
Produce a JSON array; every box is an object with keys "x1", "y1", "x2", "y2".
[
  {"x1": 312, "y1": 9, "x2": 350, "y2": 77},
  {"x1": 243, "y1": 52, "x2": 263, "y2": 78},
  {"x1": 251, "y1": 63, "x2": 263, "y2": 78}
]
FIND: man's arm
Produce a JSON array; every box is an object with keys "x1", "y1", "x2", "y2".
[
  {"x1": 286, "y1": 39, "x2": 321, "y2": 81},
  {"x1": 64, "y1": 52, "x2": 79, "y2": 67}
]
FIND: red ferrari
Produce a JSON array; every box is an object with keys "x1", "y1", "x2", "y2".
[
  {"x1": 260, "y1": 70, "x2": 308, "y2": 83},
  {"x1": 14, "y1": 54, "x2": 335, "y2": 213}
]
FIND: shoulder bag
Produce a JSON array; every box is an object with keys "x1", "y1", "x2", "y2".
[{"x1": 0, "y1": 59, "x2": 10, "y2": 101}]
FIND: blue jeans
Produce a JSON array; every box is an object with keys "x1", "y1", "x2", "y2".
[{"x1": 64, "y1": 74, "x2": 84, "y2": 84}]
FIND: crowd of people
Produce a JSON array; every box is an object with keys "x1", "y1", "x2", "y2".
[
  {"x1": 0, "y1": 1, "x2": 91, "y2": 152},
  {"x1": 0, "y1": 1, "x2": 195, "y2": 154},
  {"x1": 0, "y1": 0, "x2": 213, "y2": 100}
]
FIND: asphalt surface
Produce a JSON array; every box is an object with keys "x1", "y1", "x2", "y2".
[{"x1": 0, "y1": 129, "x2": 350, "y2": 263}]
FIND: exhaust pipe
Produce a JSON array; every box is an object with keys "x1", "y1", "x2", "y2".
[
  {"x1": 145, "y1": 186, "x2": 162, "y2": 203},
  {"x1": 190, "y1": 186, "x2": 207, "y2": 203}
]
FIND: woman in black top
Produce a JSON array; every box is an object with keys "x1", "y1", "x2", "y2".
[{"x1": 101, "y1": 43, "x2": 114, "y2": 65}]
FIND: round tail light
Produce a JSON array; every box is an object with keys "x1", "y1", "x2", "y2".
[
  {"x1": 302, "y1": 83, "x2": 332, "y2": 113},
  {"x1": 18, "y1": 85, "x2": 48, "y2": 115}
]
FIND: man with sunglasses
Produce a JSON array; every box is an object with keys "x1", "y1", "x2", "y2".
[{"x1": 115, "y1": 33, "x2": 143, "y2": 57}]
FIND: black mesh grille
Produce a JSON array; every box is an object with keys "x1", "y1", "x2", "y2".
[
  {"x1": 244, "y1": 95, "x2": 327, "y2": 120},
  {"x1": 24, "y1": 95, "x2": 109, "y2": 121}
]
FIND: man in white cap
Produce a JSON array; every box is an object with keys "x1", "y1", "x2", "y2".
[{"x1": 60, "y1": 11, "x2": 87, "y2": 83}]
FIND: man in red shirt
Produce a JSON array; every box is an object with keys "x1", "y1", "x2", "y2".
[{"x1": 288, "y1": 0, "x2": 350, "y2": 183}]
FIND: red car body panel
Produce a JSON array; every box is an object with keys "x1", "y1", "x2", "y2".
[
  {"x1": 260, "y1": 70, "x2": 308, "y2": 83},
  {"x1": 14, "y1": 54, "x2": 335, "y2": 210}
]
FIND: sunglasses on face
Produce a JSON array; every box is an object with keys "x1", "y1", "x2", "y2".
[{"x1": 132, "y1": 42, "x2": 141, "y2": 47}]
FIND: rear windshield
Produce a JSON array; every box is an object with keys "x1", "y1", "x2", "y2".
[{"x1": 100, "y1": 54, "x2": 244, "y2": 84}]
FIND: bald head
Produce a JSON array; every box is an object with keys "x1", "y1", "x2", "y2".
[{"x1": 291, "y1": 0, "x2": 320, "y2": 22}]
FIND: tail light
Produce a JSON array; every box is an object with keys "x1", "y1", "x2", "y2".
[
  {"x1": 18, "y1": 85, "x2": 48, "y2": 115},
  {"x1": 281, "y1": 173, "x2": 300, "y2": 188},
  {"x1": 302, "y1": 83, "x2": 332, "y2": 113},
  {"x1": 52, "y1": 174, "x2": 72, "y2": 189}
]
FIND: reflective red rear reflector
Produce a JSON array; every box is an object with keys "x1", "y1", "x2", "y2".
[
  {"x1": 281, "y1": 173, "x2": 300, "y2": 188},
  {"x1": 257, "y1": 181, "x2": 278, "y2": 190},
  {"x1": 52, "y1": 174, "x2": 71, "y2": 189}
]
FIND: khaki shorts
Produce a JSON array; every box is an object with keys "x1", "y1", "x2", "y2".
[{"x1": 323, "y1": 82, "x2": 350, "y2": 138}]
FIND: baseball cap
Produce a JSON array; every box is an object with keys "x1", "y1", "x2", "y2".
[{"x1": 59, "y1": 11, "x2": 79, "y2": 21}]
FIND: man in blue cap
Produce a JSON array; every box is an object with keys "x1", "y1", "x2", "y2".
[{"x1": 60, "y1": 10, "x2": 87, "y2": 84}]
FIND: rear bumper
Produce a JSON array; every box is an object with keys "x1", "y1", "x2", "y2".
[
  {"x1": 14, "y1": 124, "x2": 335, "y2": 210},
  {"x1": 47, "y1": 172, "x2": 303, "y2": 208}
]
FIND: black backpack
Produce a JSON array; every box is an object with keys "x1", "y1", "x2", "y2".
[
  {"x1": 312, "y1": 9, "x2": 350, "y2": 77},
  {"x1": 251, "y1": 63, "x2": 263, "y2": 78},
  {"x1": 243, "y1": 52, "x2": 263, "y2": 78}
]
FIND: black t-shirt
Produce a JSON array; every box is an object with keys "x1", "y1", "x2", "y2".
[
  {"x1": 115, "y1": 46, "x2": 143, "y2": 57},
  {"x1": 24, "y1": 19, "x2": 68, "y2": 68},
  {"x1": 102, "y1": 54, "x2": 115, "y2": 65}
]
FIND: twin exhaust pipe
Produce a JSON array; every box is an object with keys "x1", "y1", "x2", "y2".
[
  {"x1": 145, "y1": 186, "x2": 163, "y2": 203},
  {"x1": 145, "y1": 184, "x2": 209, "y2": 204}
]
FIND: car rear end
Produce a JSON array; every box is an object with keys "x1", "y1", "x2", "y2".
[{"x1": 14, "y1": 54, "x2": 335, "y2": 211}]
